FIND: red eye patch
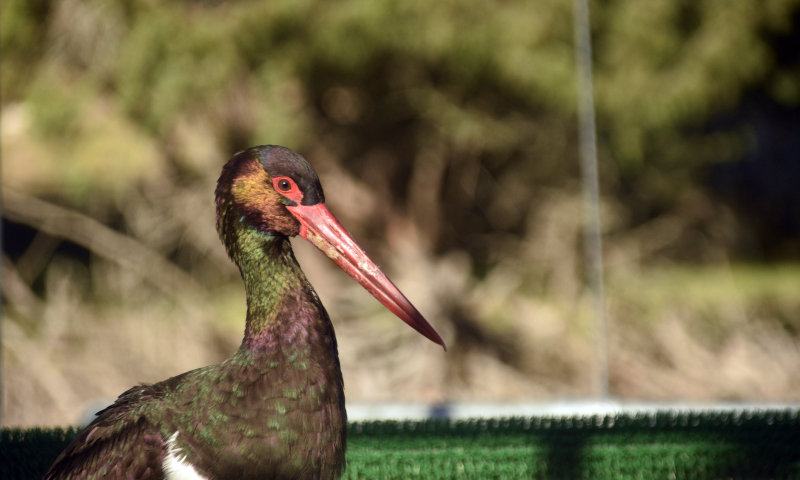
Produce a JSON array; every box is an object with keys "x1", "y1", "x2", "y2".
[{"x1": 272, "y1": 176, "x2": 304, "y2": 204}]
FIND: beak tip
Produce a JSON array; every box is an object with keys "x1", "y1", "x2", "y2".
[{"x1": 429, "y1": 332, "x2": 446, "y2": 352}]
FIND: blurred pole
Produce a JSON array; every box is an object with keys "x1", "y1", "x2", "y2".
[{"x1": 573, "y1": 0, "x2": 609, "y2": 399}]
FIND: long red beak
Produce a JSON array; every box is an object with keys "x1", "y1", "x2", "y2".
[{"x1": 287, "y1": 203, "x2": 446, "y2": 351}]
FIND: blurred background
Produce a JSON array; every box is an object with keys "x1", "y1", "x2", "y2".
[{"x1": 3, "y1": 0, "x2": 800, "y2": 428}]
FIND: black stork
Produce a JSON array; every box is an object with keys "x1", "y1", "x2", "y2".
[{"x1": 44, "y1": 145, "x2": 446, "y2": 480}]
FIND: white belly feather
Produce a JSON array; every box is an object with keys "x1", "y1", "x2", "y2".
[{"x1": 163, "y1": 432, "x2": 209, "y2": 480}]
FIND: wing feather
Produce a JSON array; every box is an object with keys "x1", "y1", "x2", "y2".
[{"x1": 43, "y1": 385, "x2": 167, "y2": 480}]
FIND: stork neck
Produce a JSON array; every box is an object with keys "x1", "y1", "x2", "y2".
[{"x1": 231, "y1": 224, "x2": 320, "y2": 352}]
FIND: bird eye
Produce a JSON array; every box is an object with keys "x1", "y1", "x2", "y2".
[{"x1": 272, "y1": 176, "x2": 304, "y2": 203}]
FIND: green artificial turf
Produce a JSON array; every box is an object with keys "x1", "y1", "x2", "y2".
[{"x1": 4, "y1": 410, "x2": 800, "y2": 479}]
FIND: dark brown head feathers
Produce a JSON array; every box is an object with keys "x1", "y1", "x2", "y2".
[
  {"x1": 215, "y1": 146, "x2": 325, "y2": 256},
  {"x1": 254, "y1": 146, "x2": 324, "y2": 206}
]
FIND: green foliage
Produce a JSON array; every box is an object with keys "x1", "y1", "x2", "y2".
[
  {"x1": 0, "y1": 0, "x2": 51, "y2": 102},
  {"x1": 594, "y1": 1, "x2": 786, "y2": 160},
  {"x1": 2, "y1": 0, "x2": 799, "y2": 260},
  {"x1": 27, "y1": 69, "x2": 84, "y2": 139}
]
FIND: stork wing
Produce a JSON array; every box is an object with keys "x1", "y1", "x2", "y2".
[{"x1": 43, "y1": 385, "x2": 167, "y2": 480}]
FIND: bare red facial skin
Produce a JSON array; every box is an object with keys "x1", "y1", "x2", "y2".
[
  {"x1": 286, "y1": 202, "x2": 446, "y2": 351},
  {"x1": 272, "y1": 176, "x2": 304, "y2": 204}
]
